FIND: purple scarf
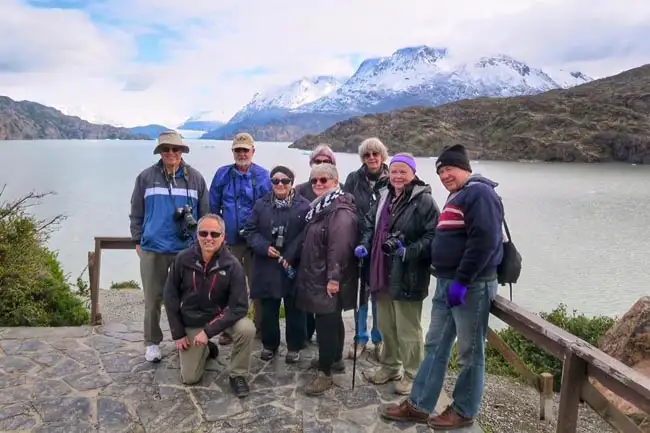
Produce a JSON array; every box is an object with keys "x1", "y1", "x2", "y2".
[{"x1": 369, "y1": 198, "x2": 392, "y2": 294}]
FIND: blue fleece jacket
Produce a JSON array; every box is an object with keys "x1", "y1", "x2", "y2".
[
  {"x1": 430, "y1": 175, "x2": 504, "y2": 286},
  {"x1": 208, "y1": 163, "x2": 272, "y2": 244},
  {"x1": 129, "y1": 160, "x2": 210, "y2": 254}
]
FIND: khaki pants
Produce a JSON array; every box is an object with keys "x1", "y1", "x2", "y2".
[
  {"x1": 228, "y1": 244, "x2": 261, "y2": 332},
  {"x1": 376, "y1": 293, "x2": 424, "y2": 379},
  {"x1": 180, "y1": 318, "x2": 256, "y2": 384},
  {"x1": 140, "y1": 250, "x2": 176, "y2": 346}
]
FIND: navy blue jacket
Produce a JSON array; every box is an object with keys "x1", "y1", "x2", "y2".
[
  {"x1": 242, "y1": 191, "x2": 311, "y2": 299},
  {"x1": 129, "y1": 160, "x2": 210, "y2": 254},
  {"x1": 430, "y1": 175, "x2": 504, "y2": 286},
  {"x1": 208, "y1": 163, "x2": 273, "y2": 245}
]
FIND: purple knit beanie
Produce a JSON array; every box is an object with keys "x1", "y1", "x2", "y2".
[{"x1": 389, "y1": 153, "x2": 416, "y2": 173}]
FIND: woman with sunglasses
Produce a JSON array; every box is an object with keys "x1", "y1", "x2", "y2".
[
  {"x1": 295, "y1": 163, "x2": 358, "y2": 396},
  {"x1": 355, "y1": 153, "x2": 439, "y2": 396},
  {"x1": 242, "y1": 166, "x2": 311, "y2": 363},
  {"x1": 342, "y1": 137, "x2": 390, "y2": 362}
]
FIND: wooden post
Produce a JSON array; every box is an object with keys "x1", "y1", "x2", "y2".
[
  {"x1": 539, "y1": 372, "x2": 554, "y2": 422},
  {"x1": 557, "y1": 351, "x2": 588, "y2": 433},
  {"x1": 89, "y1": 239, "x2": 102, "y2": 326}
]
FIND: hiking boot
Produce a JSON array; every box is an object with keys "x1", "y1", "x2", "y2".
[
  {"x1": 373, "y1": 341, "x2": 384, "y2": 361},
  {"x1": 285, "y1": 351, "x2": 300, "y2": 364},
  {"x1": 310, "y1": 358, "x2": 345, "y2": 373},
  {"x1": 229, "y1": 376, "x2": 250, "y2": 398},
  {"x1": 219, "y1": 333, "x2": 233, "y2": 345},
  {"x1": 394, "y1": 376, "x2": 413, "y2": 395},
  {"x1": 260, "y1": 348, "x2": 276, "y2": 361},
  {"x1": 428, "y1": 406, "x2": 474, "y2": 429},
  {"x1": 304, "y1": 371, "x2": 334, "y2": 396},
  {"x1": 380, "y1": 399, "x2": 429, "y2": 423},
  {"x1": 347, "y1": 342, "x2": 366, "y2": 359},
  {"x1": 145, "y1": 345, "x2": 162, "y2": 363},
  {"x1": 207, "y1": 341, "x2": 219, "y2": 359},
  {"x1": 363, "y1": 367, "x2": 402, "y2": 384}
]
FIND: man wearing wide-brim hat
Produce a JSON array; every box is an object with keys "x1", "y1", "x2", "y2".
[{"x1": 129, "y1": 130, "x2": 210, "y2": 363}]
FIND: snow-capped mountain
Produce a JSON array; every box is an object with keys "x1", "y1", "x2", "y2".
[
  {"x1": 228, "y1": 75, "x2": 345, "y2": 124},
  {"x1": 295, "y1": 46, "x2": 593, "y2": 114},
  {"x1": 199, "y1": 44, "x2": 593, "y2": 141},
  {"x1": 177, "y1": 110, "x2": 225, "y2": 131}
]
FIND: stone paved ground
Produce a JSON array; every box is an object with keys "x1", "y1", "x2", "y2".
[{"x1": 0, "y1": 320, "x2": 483, "y2": 433}]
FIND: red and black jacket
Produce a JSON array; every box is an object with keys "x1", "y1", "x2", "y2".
[{"x1": 163, "y1": 245, "x2": 249, "y2": 340}]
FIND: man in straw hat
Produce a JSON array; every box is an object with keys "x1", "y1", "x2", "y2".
[{"x1": 129, "y1": 130, "x2": 210, "y2": 363}]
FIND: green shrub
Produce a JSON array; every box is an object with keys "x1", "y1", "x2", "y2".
[
  {"x1": 110, "y1": 280, "x2": 141, "y2": 290},
  {"x1": 0, "y1": 188, "x2": 90, "y2": 326},
  {"x1": 448, "y1": 304, "x2": 616, "y2": 391}
]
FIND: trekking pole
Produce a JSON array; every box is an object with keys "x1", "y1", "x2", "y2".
[{"x1": 352, "y1": 258, "x2": 364, "y2": 390}]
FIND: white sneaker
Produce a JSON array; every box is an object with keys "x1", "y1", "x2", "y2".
[{"x1": 145, "y1": 345, "x2": 162, "y2": 362}]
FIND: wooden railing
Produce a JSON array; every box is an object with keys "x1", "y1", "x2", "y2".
[{"x1": 87, "y1": 236, "x2": 650, "y2": 433}]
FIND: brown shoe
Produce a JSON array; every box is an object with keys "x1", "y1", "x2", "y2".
[
  {"x1": 428, "y1": 406, "x2": 474, "y2": 429},
  {"x1": 304, "y1": 371, "x2": 334, "y2": 396},
  {"x1": 380, "y1": 399, "x2": 429, "y2": 423}
]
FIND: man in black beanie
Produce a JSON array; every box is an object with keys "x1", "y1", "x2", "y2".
[{"x1": 380, "y1": 144, "x2": 503, "y2": 429}]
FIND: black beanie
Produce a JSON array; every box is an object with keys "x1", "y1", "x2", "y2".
[
  {"x1": 270, "y1": 165, "x2": 295, "y2": 182},
  {"x1": 435, "y1": 144, "x2": 472, "y2": 174}
]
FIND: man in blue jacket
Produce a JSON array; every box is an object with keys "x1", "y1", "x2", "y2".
[
  {"x1": 209, "y1": 132, "x2": 272, "y2": 342},
  {"x1": 129, "y1": 131, "x2": 210, "y2": 363},
  {"x1": 380, "y1": 144, "x2": 503, "y2": 430}
]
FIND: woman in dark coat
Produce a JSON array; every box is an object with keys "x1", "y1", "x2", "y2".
[
  {"x1": 355, "y1": 153, "x2": 440, "y2": 396},
  {"x1": 243, "y1": 166, "x2": 311, "y2": 363},
  {"x1": 342, "y1": 137, "x2": 390, "y2": 361},
  {"x1": 295, "y1": 163, "x2": 358, "y2": 396}
]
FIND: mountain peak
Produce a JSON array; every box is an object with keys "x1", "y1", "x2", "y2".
[{"x1": 393, "y1": 45, "x2": 448, "y2": 61}]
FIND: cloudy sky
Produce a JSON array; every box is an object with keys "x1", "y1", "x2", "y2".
[{"x1": 2, "y1": 0, "x2": 649, "y2": 127}]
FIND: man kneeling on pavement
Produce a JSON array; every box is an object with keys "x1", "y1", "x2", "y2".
[{"x1": 163, "y1": 213, "x2": 255, "y2": 398}]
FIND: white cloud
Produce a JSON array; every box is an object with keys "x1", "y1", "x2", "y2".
[{"x1": 0, "y1": 0, "x2": 649, "y2": 127}]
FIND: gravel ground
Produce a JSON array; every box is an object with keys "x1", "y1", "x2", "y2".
[{"x1": 99, "y1": 289, "x2": 617, "y2": 433}]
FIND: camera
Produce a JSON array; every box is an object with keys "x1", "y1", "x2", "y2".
[
  {"x1": 174, "y1": 205, "x2": 197, "y2": 237},
  {"x1": 271, "y1": 225, "x2": 286, "y2": 249},
  {"x1": 382, "y1": 231, "x2": 405, "y2": 255}
]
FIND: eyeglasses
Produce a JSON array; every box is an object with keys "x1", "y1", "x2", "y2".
[
  {"x1": 233, "y1": 148, "x2": 250, "y2": 154},
  {"x1": 310, "y1": 177, "x2": 330, "y2": 185},
  {"x1": 313, "y1": 159, "x2": 331, "y2": 165},
  {"x1": 198, "y1": 230, "x2": 222, "y2": 239},
  {"x1": 161, "y1": 147, "x2": 181, "y2": 153},
  {"x1": 363, "y1": 151, "x2": 380, "y2": 159},
  {"x1": 271, "y1": 178, "x2": 292, "y2": 185}
]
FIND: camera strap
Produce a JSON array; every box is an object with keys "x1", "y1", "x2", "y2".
[
  {"x1": 230, "y1": 165, "x2": 258, "y2": 232},
  {"x1": 161, "y1": 165, "x2": 191, "y2": 208}
]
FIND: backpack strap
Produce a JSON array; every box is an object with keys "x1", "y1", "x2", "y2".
[{"x1": 497, "y1": 196, "x2": 514, "y2": 301}]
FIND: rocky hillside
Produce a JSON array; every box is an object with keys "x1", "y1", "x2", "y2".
[
  {"x1": 0, "y1": 96, "x2": 148, "y2": 140},
  {"x1": 290, "y1": 64, "x2": 650, "y2": 164}
]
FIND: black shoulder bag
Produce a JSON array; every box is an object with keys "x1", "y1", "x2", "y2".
[{"x1": 497, "y1": 198, "x2": 522, "y2": 301}]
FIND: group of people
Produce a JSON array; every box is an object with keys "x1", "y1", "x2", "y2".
[{"x1": 129, "y1": 129, "x2": 505, "y2": 429}]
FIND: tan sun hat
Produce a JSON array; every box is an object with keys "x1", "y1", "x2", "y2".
[
  {"x1": 232, "y1": 132, "x2": 254, "y2": 150},
  {"x1": 154, "y1": 130, "x2": 190, "y2": 154}
]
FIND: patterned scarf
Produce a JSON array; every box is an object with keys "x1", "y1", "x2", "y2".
[
  {"x1": 305, "y1": 188, "x2": 344, "y2": 223},
  {"x1": 272, "y1": 189, "x2": 295, "y2": 209}
]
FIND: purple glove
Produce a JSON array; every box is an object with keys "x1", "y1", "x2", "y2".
[
  {"x1": 354, "y1": 245, "x2": 368, "y2": 258},
  {"x1": 396, "y1": 240, "x2": 406, "y2": 258},
  {"x1": 448, "y1": 281, "x2": 467, "y2": 307}
]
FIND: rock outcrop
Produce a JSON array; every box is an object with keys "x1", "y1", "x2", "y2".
[
  {"x1": 593, "y1": 296, "x2": 650, "y2": 429},
  {"x1": 289, "y1": 63, "x2": 650, "y2": 164},
  {"x1": 0, "y1": 96, "x2": 148, "y2": 140}
]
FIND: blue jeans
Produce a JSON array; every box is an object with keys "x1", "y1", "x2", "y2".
[
  {"x1": 409, "y1": 277, "x2": 497, "y2": 418},
  {"x1": 355, "y1": 298, "x2": 382, "y2": 345}
]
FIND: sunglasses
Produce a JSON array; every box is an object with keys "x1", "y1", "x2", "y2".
[
  {"x1": 310, "y1": 177, "x2": 330, "y2": 185},
  {"x1": 198, "y1": 230, "x2": 222, "y2": 239},
  {"x1": 161, "y1": 147, "x2": 181, "y2": 153},
  {"x1": 313, "y1": 159, "x2": 331, "y2": 165},
  {"x1": 363, "y1": 151, "x2": 380, "y2": 159},
  {"x1": 271, "y1": 178, "x2": 292, "y2": 185},
  {"x1": 233, "y1": 148, "x2": 250, "y2": 154}
]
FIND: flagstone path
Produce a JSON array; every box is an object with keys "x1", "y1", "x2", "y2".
[{"x1": 0, "y1": 320, "x2": 483, "y2": 432}]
